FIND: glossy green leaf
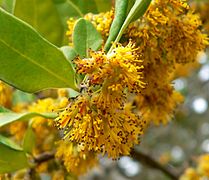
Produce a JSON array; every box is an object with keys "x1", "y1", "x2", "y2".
[
  {"x1": 0, "y1": 136, "x2": 29, "y2": 173},
  {"x1": 108, "y1": 0, "x2": 152, "y2": 52},
  {"x1": 127, "y1": 0, "x2": 136, "y2": 14},
  {"x1": 0, "y1": 112, "x2": 57, "y2": 127},
  {"x1": 0, "y1": 8, "x2": 77, "y2": 93},
  {"x1": 23, "y1": 127, "x2": 36, "y2": 154},
  {"x1": 104, "y1": 0, "x2": 128, "y2": 51},
  {"x1": 14, "y1": 0, "x2": 64, "y2": 46},
  {"x1": 73, "y1": 18, "x2": 103, "y2": 57}
]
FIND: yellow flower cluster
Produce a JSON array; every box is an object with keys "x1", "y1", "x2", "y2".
[
  {"x1": 28, "y1": 98, "x2": 59, "y2": 154},
  {"x1": 180, "y1": 168, "x2": 199, "y2": 180},
  {"x1": 56, "y1": 141, "x2": 97, "y2": 175},
  {"x1": 9, "y1": 103, "x2": 28, "y2": 141},
  {"x1": 56, "y1": 42, "x2": 147, "y2": 159},
  {"x1": 76, "y1": 42, "x2": 145, "y2": 94},
  {"x1": 0, "y1": 81, "x2": 12, "y2": 108},
  {"x1": 123, "y1": 0, "x2": 208, "y2": 125},
  {"x1": 180, "y1": 154, "x2": 209, "y2": 180},
  {"x1": 126, "y1": 0, "x2": 208, "y2": 65},
  {"x1": 191, "y1": 1, "x2": 209, "y2": 34},
  {"x1": 197, "y1": 154, "x2": 209, "y2": 177},
  {"x1": 57, "y1": 0, "x2": 208, "y2": 174},
  {"x1": 66, "y1": 10, "x2": 114, "y2": 45},
  {"x1": 136, "y1": 84, "x2": 184, "y2": 125}
]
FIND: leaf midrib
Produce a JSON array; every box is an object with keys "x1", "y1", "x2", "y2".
[
  {"x1": 0, "y1": 38, "x2": 71, "y2": 86},
  {"x1": 66, "y1": 0, "x2": 84, "y2": 17}
]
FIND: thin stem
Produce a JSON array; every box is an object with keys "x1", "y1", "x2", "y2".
[
  {"x1": 34, "y1": 151, "x2": 55, "y2": 164},
  {"x1": 131, "y1": 150, "x2": 180, "y2": 180}
]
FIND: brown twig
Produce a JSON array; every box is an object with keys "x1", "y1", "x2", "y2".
[
  {"x1": 31, "y1": 150, "x2": 181, "y2": 179},
  {"x1": 33, "y1": 151, "x2": 55, "y2": 164},
  {"x1": 131, "y1": 150, "x2": 180, "y2": 180}
]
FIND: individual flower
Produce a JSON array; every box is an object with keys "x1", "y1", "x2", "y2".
[{"x1": 56, "y1": 141, "x2": 97, "y2": 175}]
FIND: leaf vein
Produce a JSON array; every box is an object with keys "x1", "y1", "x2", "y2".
[{"x1": 0, "y1": 38, "x2": 70, "y2": 86}]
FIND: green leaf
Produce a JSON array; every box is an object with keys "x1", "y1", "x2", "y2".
[
  {"x1": 130, "y1": 0, "x2": 152, "y2": 22},
  {"x1": 0, "y1": 8, "x2": 77, "y2": 93},
  {"x1": 14, "y1": 0, "x2": 64, "y2": 46},
  {"x1": 13, "y1": 90, "x2": 36, "y2": 105},
  {"x1": 60, "y1": 46, "x2": 77, "y2": 70},
  {"x1": 68, "y1": 88, "x2": 80, "y2": 98},
  {"x1": 0, "y1": 106, "x2": 11, "y2": 113},
  {"x1": 104, "y1": 0, "x2": 128, "y2": 51},
  {"x1": 0, "y1": 134, "x2": 22, "y2": 150},
  {"x1": 54, "y1": 0, "x2": 83, "y2": 27},
  {"x1": 0, "y1": 0, "x2": 15, "y2": 13},
  {"x1": 23, "y1": 127, "x2": 36, "y2": 154},
  {"x1": 94, "y1": 0, "x2": 112, "y2": 12},
  {"x1": 70, "y1": 0, "x2": 98, "y2": 14},
  {"x1": 108, "y1": 0, "x2": 152, "y2": 53},
  {"x1": 0, "y1": 136, "x2": 29, "y2": 173},
  {"x1": 0, "y1": 112, "x2": 57, "y2": 127},
  {"x1": 73, "y1": 18, "x2": 103, "y2": 57},
  {"x1": 127, "y1": 0, "x2": 136, "y2": 14}
]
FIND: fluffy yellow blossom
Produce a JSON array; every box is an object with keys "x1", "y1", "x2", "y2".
[
  {"x1": 172, "y1": 62, "x2": 200, "y2": 79},
  {"x1": 66, "y1": 10, "x2": 114, "y2": 45},
  {"x1": 9, "y1": 103, "x2": 28, "y2": 141},
  {"x1": 180, "y1": 154, "x2": 209, "y2": 179},
  {"x1": 0, "y1": 81, "x2": 12, "y2": 108},
  {"x1": 124, "y1": 0, "x2": 208, "y2": 125},
  {"x1": 28, "y1": 97, "x2": 69, "y2": 155},
  {"x1": 85, "y1": 10, "x2": 114, "y2": 39},
  {"x1": 36, "y1": 162, "x2": 49, "y2": 173},
  {"x1": 197, "y1": 154, "x2": 209, "y2": 177},
  {"x1": 56, "y1": 43, "x2": 147, "y2": 158},
  {"x1": 136, "y1": 84, "x2": 184, "y2": 125},
  {"x1": 56, "y1": 141, "x2": 97, "y2": 175},
  {"x1": 126, "y1": 0, "x2": 208, "y2": 65},
  {"x1": 76, "y1": 42, "x2": 145, "y2": 94},
  {"x1": 52, "y1": 170, "x2": 65, "y2": 180},
  {"x1": 9, "y1": 121, "x2": 27, "y2": 141},
  {"x1": 191, "y1": 1, "x2": 209, "y2": 34},
  {"x1": 180, "y1": 168, "x2": 200, "y2": 180},
  {"x1": 56, "y1": 94, "x2": 146, "y2": 159},
  {"x1": 29, "y1": 98, "x2": 57, "y2": 130}
]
